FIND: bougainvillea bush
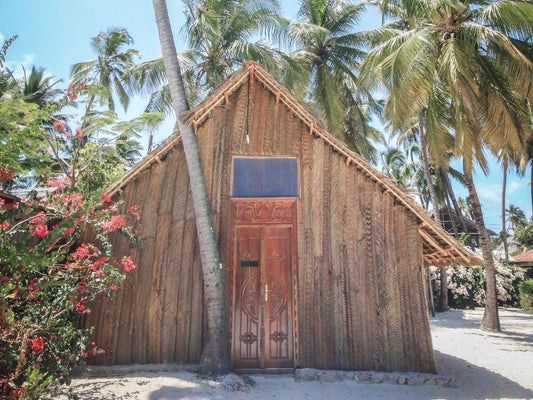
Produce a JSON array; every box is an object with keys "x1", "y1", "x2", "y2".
[
  {"x1": 0, "y1": 185, "x2": 139, "y2": 399},
  {"x1": 430, "y1": 253, "x2": 525, "y2": 309}
]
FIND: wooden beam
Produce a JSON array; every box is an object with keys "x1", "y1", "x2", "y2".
[{"x1": 419, "y1": 228, "x2": 447, "y2": 255}]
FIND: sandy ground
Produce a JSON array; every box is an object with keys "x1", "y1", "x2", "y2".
[{"x1": 51, "y1": 308, "x2": 532, "y2": 400}]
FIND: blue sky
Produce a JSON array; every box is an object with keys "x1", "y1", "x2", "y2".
[{"x1": 1, "y1": 0, "x2": 531, "y2": 231}]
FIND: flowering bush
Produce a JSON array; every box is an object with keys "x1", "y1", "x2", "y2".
[
  {"x1": 0, "y1": 184, "x2": 139, "y2": 399},
  {"x1": 430, "y1": 253, "x2": 525, "y2": 309}
]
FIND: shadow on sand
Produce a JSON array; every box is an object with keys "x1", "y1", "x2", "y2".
[{"x1": 434, "y1": 350, "x2": 533, "y2": 399}]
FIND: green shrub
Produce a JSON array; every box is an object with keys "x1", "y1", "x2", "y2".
[{"x1": 518, "y1": 279, "x2": 533, "y2": 311}]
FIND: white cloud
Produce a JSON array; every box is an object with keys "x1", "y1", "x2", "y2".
[
  {"x1": 508, "y1": 180, "x2": 525, "y2": 193},
  {"x1": 476, "y1": 184, "x2": 501, "y2": 204},
  {"x1": 0, "y1": 33, "x2": 5, "y2": 43},
  {"x1": 5, "y1": 53, "x2": 36, "y2": 79}
]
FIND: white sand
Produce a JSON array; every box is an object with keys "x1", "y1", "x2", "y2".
[{"x1": 51, "y1": 308, "x2": 533, "y2": 400}]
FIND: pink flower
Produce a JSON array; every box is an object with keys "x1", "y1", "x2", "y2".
[
  {"x1": 102, "y1": 215, "x2": 127, "y2": 232},
  {"x1": 100, "y1": 192, "x2": 112, "y2": 203},
  {"x1": 121, "y1": 256, "x2": 136, "y2": 272},
  {"x1": 33, "y1": 223, "x2": 49, "y2": 238},
  {"x1": 28, "y1": 337, "x2": 44, "y2": 353},
  {"x1": 54, "y1": 121, "x2": 65, "y2": 131},
  {"x1": 75, "y1": 129, "x2": 83, "y2": 138},
  {"x1": 72, "y1": 243, "x2": 91, "y2": 260}
]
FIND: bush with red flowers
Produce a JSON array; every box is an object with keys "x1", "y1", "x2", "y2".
[{"x1": 0, "y1": 183, "x2": 139, "y2": 399}]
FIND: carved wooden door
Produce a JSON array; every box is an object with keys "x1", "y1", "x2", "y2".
[{"x1": 231, "y1": 199, "x2": 296, "y2": 370}]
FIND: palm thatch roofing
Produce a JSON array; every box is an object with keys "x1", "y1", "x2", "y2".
[{"x1": 107, "y1": 61, "x2": 481, "y2": 267}]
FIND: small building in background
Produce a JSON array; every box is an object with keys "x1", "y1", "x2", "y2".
[{"x1": 512, "y1": 249, "x2": 533, "y2": 278}]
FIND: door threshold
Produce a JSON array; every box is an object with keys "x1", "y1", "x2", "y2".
[{"x1": 233, "y1": 368, "x2": 294, "y2": 375}]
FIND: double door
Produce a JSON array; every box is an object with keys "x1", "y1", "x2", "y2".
[{"x1": 231, "y1": 200, "x2": 296, "y2": 369}]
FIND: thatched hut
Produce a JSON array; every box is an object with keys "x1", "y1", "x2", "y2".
[{"x1": 85, "y1": 62, "x2": 479, "y2": 373}]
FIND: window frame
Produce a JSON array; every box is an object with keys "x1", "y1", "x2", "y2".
[{"x1": 231, "y1": 156, "x2": 299, "y2": 198}]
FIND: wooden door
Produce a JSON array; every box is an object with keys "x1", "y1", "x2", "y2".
[{"x1": 231, "y1": 200, "x2": 296, "y2": 370}]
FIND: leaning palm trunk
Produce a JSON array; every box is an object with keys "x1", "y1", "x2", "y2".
[
  {"x1": 418, "y1": 112, "x2": 448, "y2": 312},
  {"x1": 501, "y1": 161, "x2": 509, "y2": 263},
  {"x1": 152, "y1": 0, "x2": 229, "y2": 375},
  {"x1": 463, "y1": 162, "x2": 500, "y2": 332}
]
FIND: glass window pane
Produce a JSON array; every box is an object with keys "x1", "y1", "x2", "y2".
[{"x1": 232, "y1": 157, "x2": 298, "y2": 197}]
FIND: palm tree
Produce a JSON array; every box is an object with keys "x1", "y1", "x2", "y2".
[
  {"x1": 287, "y1": 0, "x2": 380, "y2": 161},
  {"x1": 506, "y1": 204, "x2": 527, "y2": 232},
  {"x1": 152, "y1": 0, "x2": 229, "y2": 376},
  {"x1": 70, "y1": 28, "x2": 140, "y2": 114},
  {"x1": 363, "y1": 0, "x2": 533, "y2": 332},
  {"x1": 381, "y1": 146, "x2": 407, "y2": 184},
  {"x1": 131, "y1": 0, "x2": 286, "y2": 115},
  {"x1": 182, "y1": 0, "x2": 286, "y2": 90},
  {"x1": 18, "y1": 66, "x2": 62, "y2": 107}
]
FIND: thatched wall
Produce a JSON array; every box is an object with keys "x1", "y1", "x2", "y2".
[{"x1": 86, "y1": 76, "x2": 435, "y2": 372}]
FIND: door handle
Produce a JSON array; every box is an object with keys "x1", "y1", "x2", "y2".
[{"x1": 265, "y1": 284, "x2": 273, "y2": 301}]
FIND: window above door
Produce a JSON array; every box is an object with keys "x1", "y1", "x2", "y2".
[{"x1": 232, "y1": 157, "x2": 298, "y2": 198}]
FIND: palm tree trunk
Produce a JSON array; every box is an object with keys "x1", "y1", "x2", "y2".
[
  {"x1": 530, "y1": 162, "x2": 533, "y2": 217},
  {"x1": 440, "y1": 168, "x2": 459, "y2": 238},
  {"x1": 152, "y1": 0, "x2": 229, "y2": 376},
  {"x1": 418, "y1": 112, "x2": 439, "y2": 219},
  {"x1": 463, "y1": 161, "x2": 500, "y2": 332},
  {"x1": 502, "y1": 161, "x2": 509, "y2": 263},
  {"x1": 418, "y1": 112, "x2": 448, "y2": 312}
]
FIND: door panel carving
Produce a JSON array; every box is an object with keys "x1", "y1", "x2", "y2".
[{"x1": 231, "y1": 200, "x2": 296, "y2": 369}]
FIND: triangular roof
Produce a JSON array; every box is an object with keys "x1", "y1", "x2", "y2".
[{"x1": 107, "y1": 61, "x2": 481, "y2": 267}]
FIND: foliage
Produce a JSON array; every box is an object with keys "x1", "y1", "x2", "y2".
[
  {"x1": 0, "y1": 182, "x2": 140, "y2": 399},
  {"x1": 363, "y1": 0, "x2": 533, "y2": 171},
  {"x1": 130, "y1": 0, "x2": 287, "y2": 114},
  {"x1": 287, "y1": 0, "x2": 381, "y2": 162},
  {"x1": 1, "y1": 78, "x2": 158, "y2": 193},
  {"x1": 430, "y1": 260, "x2": 525, "y2": 310},
  {"x1": 70, "y1": 28, "x2": 140, "y2": 113},
  {"x1": 0, "y1": 98, "x2": 50, "y2": 189},
  {"x1": 0, "y1": 39, "x2": 144, "y2": 397},
  {"x1": 518, "y1": 279, "x2": 533, "y2": 311}
]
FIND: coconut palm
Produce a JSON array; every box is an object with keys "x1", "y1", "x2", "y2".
[
  {"x1": 17, "y1": 66, "x2": 62, "y2": 106},
  {"x1": 152, "y1": 0, "x2": 229, "y2": 376},
  {"x1": 182, "y1": 0, "x2": 286, "y2": 89},
  {"x1": 363, "y1": 0, "x2": 533, "y2": 331},
  {"x1": 131, "y1": 0, "x2": 287, "y2": 115},
  {"x1": 287, "y1": 0, "x2": 380, "y2": 161},
  {"x1": 70, "y1": 28, "x2": 140, "y2": 113},
  {"x1": 381, "y1": 146, "x2": 407, "y2": 184},
  {"x1": 506, "y1": 204, "x2": 527, "y2": 232}
]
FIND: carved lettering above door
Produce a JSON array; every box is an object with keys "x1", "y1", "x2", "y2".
[{"x1": 232, "y1": 200, "x2": 295, "y2": 224}]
